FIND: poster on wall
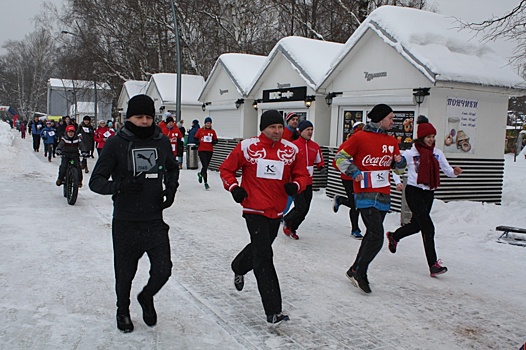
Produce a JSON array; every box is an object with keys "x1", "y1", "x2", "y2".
[
  {"x1": 389, "y1": 111, "x2": 415, "y2": 150},
  {"x1": 443, "y1": 97, "x2": 478, "y2": 154},
  {"x1": 342, "y1": 110, "x2": 363, "y2": 141}
]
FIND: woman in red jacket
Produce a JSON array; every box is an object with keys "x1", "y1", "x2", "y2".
[
  {"x1": 94, "y1": 120, "x2": 115, "y2": 156},
  {"x1": 194, "y1": 117, "x2": 218, "y2": 190}
]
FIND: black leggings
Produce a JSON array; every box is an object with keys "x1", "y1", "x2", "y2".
[
  {"x1": 198, "y1": 151, "x2": 213, "y2": 183},
  {"x1": 392, "y1": 185, "x2": 437, "y2": 267},
  {"x1": 340, "y1": 179, "x2": 360, "y2": 232}
]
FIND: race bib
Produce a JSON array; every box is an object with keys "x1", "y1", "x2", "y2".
[
  {"x1": 103, "y1": 131, "x2": 111, "y2": 138},
  {"x1": 256, "y1": 159, "x2": 284, "y2": 180},
  {"x1": 203, "y1": 135, "x2": 213, "y2": 143},
  {"x1": 83, "y1": 127, "x2": 90, "y2": 133},
  {"x1": 48, "y1": 131, "x2": 55, "y2": 136},
  {"x1": 171, "y1": 144, "x2": 176, "y2": 152},
  {"x1": 360, "y1": 170, "x2": 390, "y2": 189},
  {"x1": 307, "y1": 165, "x2": 314, "y2": 177}
]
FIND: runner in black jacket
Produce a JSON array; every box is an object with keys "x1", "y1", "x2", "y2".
[{"x1": 89, "y1": 94, "x2": 179, "y2": 333}]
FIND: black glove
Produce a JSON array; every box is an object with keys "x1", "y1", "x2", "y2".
[
  {"x1": 117, "y1": 174, "x2": 144, "y2": 194},
  {"x1": 212, "y1": 139, "x2": 218, "y2": 145},
  {"x1": 194, "y1": 138, "x2": 200, "y2": 145},
  {"x1": 284, "y1": 182, "x2": 298, "y2": 196},
  {"x1": 231, "y1": 186, "x2": 248, "y2": 203},
  {"x1": 161, "y1": 186, "x2": 176, "y2": 209},
  {"x1": 318, "y1": 166, "x2": 327, "y2": 175},
  {"x1": 56, "y1": 149, "x2": 62, "y2": 156}
]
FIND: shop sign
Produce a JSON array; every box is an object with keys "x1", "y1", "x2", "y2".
[
  {"x1": 342, "y1": 111, "x2": 364, "y2": 141},
  {"x1": 390, "y1": 111, "x2": 415, "y2": 150},
  {"x1": 443, "y1": 97, "x2": 478, "y2": 154},
  {"x1": 263, "y1": 86, "x2": 307, "y2": 102},
  {"x1": 364, "y1": 71, "x2": 387, "y2": 81}
]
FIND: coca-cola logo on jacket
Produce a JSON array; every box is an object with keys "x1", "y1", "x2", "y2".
[{"x1": 362, "y1": 154, "x2": 392, "y2": 167}]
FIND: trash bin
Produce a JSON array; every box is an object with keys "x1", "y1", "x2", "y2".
[{"x1": 187, "y1": 144, "x2": 199, "y2": 169}]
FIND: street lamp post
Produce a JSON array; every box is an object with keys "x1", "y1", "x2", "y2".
[{"x1": 169, "y1": 1, "x2": 181, "y2": 122}]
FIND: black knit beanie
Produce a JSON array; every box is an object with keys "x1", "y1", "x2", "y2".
[
  {"x1": 126, "y1": 94, "x2": 155, "y2": 119},
  {"x1": 260, "y1": 110, "x2": 284, "y2": 131},
  {"x1": 368, "y1": 104, "x2": 393, "y2": 123}
]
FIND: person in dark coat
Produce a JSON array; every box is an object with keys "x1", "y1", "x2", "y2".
[
  {"x1": 30, "y1": 115, "x2": 43, "y2": 152},
  {"x1": 89, "y1": 94, "x2": 179, "y2": 333},
  {"x1": 186, "y1": 119, "x2": 200, "y2": 145},
  {"x1": 77, "y1": 116, "x2": 95, "y2": 172}
]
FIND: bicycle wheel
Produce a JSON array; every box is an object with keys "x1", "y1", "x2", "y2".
[{"x1": 66, "y1": 166, "x2": 79, "y2": 205}]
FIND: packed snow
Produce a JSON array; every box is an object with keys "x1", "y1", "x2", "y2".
[{"x1": 0, "y1": 120, "x2": 525, "y2": 349}]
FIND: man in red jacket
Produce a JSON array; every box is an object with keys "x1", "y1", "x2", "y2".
[
  {"x1": 283, "y1": 120, "x2": 325, "y2": 240},
  {"x1": 335, "y1": 104, "x2": 406, "y2": 294},
  {"x1": 219, "y1": 110, "x2": 310, "y2": 325}
]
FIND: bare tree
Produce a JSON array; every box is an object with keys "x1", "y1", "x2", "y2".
[
  {"x1": 463, "y1": 0, "x2": 526, "y2": 77},
  {"x1": 0, "y1": 29, "x2": 57, "y2": 119}
]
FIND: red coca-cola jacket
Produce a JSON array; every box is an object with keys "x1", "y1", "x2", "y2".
[{"x1": 219, "y1": 133, "x2": 310, "y2": 218}]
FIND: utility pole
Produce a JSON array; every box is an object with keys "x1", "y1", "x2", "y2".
[{"x1": 169, "y1": 1, "x2": 181, "y2": 122}]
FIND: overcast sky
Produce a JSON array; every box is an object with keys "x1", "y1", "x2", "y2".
[{"x1": 0, "y1": 0, "x2": 522, "y2": 65}]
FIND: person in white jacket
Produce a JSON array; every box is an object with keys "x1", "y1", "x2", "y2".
[{"x1": 386, "y1": 116, "x2": 462, "y2": 277}]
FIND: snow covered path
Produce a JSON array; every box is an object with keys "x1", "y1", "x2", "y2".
[{"x1": 0, "y1": 127, "x2": 525, "y2": 349}]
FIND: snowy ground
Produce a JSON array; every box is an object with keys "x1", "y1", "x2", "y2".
[{"x1": 1, "y1": 122, "x2": 525, "y2": 349}]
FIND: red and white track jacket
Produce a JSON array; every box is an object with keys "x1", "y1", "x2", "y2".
[{"x1": 219, "y1": 133, "x2": 310, "y2": 218}]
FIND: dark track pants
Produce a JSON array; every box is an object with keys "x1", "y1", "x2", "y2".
[
  {"x1": 351, "y1": 207, "x2": 387, "y2": 275},
  {"x1": 112, "y1": 219, "x2": 172, "y2": 312},
  {"x1": 284, "y1": 185, "x2": 313, "y2": 232},
  {"x1": 231, "y1": 214, "x2": 282, "y2": 316},
  {"x1": 392, "y1": 185, "x2": 437, "y2": 267}
]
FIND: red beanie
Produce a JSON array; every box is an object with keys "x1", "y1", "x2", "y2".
[{"x1": 417, "y1": 122, "x2": 437, "y2": 139}]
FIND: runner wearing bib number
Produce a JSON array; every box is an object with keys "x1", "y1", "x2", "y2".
[
  {"x1": 219, "y1": 110, "x2": 310, "y2": 325},
  {"x1": 335, "y1": 104, "x2": 406, "y2": 294},
  {"x1": 194, "y1": 117, "x2": 218, "y2": 189}
]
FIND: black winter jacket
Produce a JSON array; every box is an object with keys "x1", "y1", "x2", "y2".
[{"x1": 89, "y1": 125, "x2": 179, "y2": 221}]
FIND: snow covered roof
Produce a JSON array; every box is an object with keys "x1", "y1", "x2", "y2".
[
  {"x1": 200, "y1": 53, "x2": 267, "y2": 99},
  {"x1": 123, "y1": 80, "x2": 147, "y2": 98},
  {"x1": 48, "y1": 78, "x2": 111, "y2": 90},
  {"x1": 249, "y1": 36, "x2": 344, "y2": 93},
  {"x1": 326, "y1": 6, "x2": 525, "y2": 89},
  {"x1": 148, "y1": 73, "x2": 205, "y2": 105}
]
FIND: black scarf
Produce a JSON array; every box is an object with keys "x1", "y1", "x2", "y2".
[{"x1": 125, "y1": 121, "x2": 156, "y2": 140}]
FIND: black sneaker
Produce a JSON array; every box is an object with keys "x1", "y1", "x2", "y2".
[
  {"x1": 346, "y1": 269, "x2": 371, "y2": 293},
  {"x1": 116, "y1": 311, "x2": 134, "y2": 333},
  {"x1": 137, "y1": 292, "x2": 157, "y2": 326},
  {"x1": 386, "y1": 231, "x2": 398, "y2": 254},
  {"x1": 430, "y1": 260, "x2": 448, "y2": 277},
  {"x1": 266, "y1": 313, "x2": 290, "y2": 324},
  {"x1": 234, "y1": 274, "x2": 244, "y2": 291},
  {"x1": 332, "y1": 195, "x2": 343, "y2": 213}
]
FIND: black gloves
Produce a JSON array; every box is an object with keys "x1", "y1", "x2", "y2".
[
  {"x1": 161, "y1": 186, "x2": 176, "y2": 209},
  {"x1": 212, "y1": 139, "x2": 218, "y2": 145},
  {"x1": 284, "y1": 182, "x2": 298, "y2": 196},
  {"x1": 231, "y1": 186, "x2": 248, "y2": 203},
  {"x1": 117, "y1": 174, "x2": 144, "y2": 194},
  {"x1": 56, "y1": 149, "x2": 62, "y2": 156},
  {"x1": 318, "y1": 166, "x2": 327, "y2": 175},
  {"x1": 194, "y1": 138, "x2": 200, "y2": 145}
]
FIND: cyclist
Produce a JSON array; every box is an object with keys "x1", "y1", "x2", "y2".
[{"x1": 56, "y1": 125, "x2": 84, "y2": 188}]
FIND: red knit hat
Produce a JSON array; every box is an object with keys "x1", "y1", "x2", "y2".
[{"x1": 417, "y1": 122, "x2": 437, "y2": 139}]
